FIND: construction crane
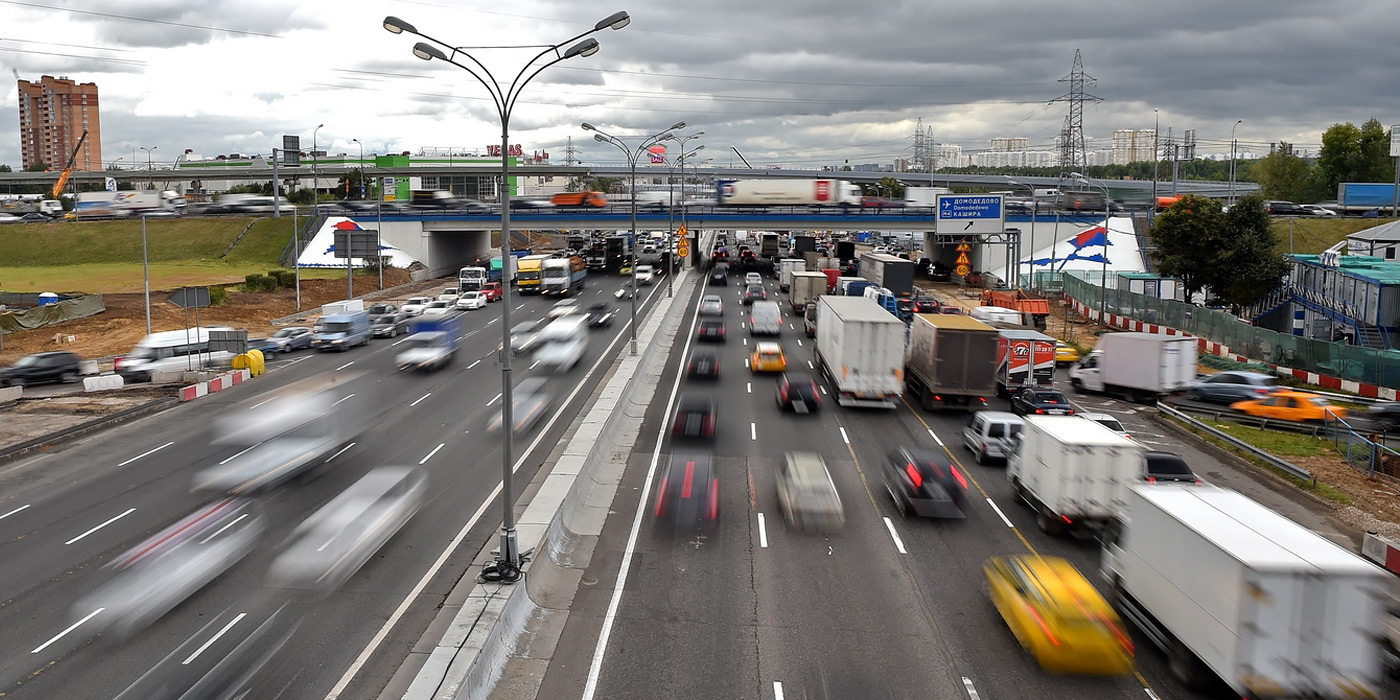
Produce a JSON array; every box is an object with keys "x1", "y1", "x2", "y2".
[{"x1": 50, "y1": 129, "x2": 89, "y2": 200}]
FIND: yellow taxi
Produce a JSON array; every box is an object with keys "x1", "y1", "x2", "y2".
[
  {"x1": 984, "y1": 555, "x2": 1134, "y2": 675},
  {"x1": 750, "y1": 342, "x2": 787, "y2": 373},
  {"x1": 1054, "y1": 341, "x2": 1081, "y2": 366},
  {"x1": 1230, "y1": 390, "x2": 1347, "y2": 422}
]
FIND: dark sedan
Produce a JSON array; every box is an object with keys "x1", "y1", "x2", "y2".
[
  {"x1": 742, "y1": 283, "x2": 767, "y2": 305},
  {"x1": 1009, "y1": 387, "x2": 1075, "y2": 416},
  {"x1": 654, "y1": 452, "x2": 719, "y2": 531},
  {"x1": 709, "y1": 267, "x2": 728, "y2": 286},
  {"x1": 913, "y1": 296, "x2": 940, "y2": 313},
  {"x1": 672, "y1": 393, "x2": 716, "y2": 439},
  {"x1": 585, "y1": 302, "x2": 614, "y2": 328},
  {"x1": 0, "y1": 351, "x2": 82, "y2": 387},
  {"x1": 697, "y1": 319, "x2": 727, "y2": 343},
  {"x1": 1144, "y1": 451, "x2": 1201, "y2": 485},
  {"x1": 883, "y1": 446, "x2": 968, "y2": 518},
  {"x1": 687, "y1": 348, "x2": 720, "y2": 380},
  {"x1": 775, "y1": 373, "x2": 821, "y2": 413},
  {"x1": 1189, "y1": 370, "x2": 1278, "y2": 404}
]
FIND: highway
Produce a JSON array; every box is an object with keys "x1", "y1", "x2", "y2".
[
  {"x1": 536, "y1": 266, "x2": 1366, "y2": 700},
  {"x1": 0, "y1": 272, "x2": 665, "y2": 699}
]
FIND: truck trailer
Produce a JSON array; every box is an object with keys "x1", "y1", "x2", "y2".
[
  {"x1": 994, "y1": 328, "x2": 1057, "y2": 396},
  {"x1": 903, "y1": 314, "x2": 999, "y2": 411},
  {"x1": 1068, "y1": 332, "x2": 1196, "y2": 402},
  {"x1": 789, "y1": 271, "x2": 827, "y2": 316},
  {"x1": 858, "y1": 252, "x2": 916, "y2": 297},
  {"x1": 1007, "y1": 415, "x2": 1147, "y2": 536},
  {"x1": 814, "y1": 296, "x2": 905, "y2": 408},
  {"x1": 980, "y1": 289, "x2": 1051, "y2": 329},
  {"x1": 716, "y1": 179, "x2": 862, "y2": 207}
]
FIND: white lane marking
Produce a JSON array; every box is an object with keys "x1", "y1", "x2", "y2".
[
  {"x1": 117, "y1": 441, "x2": 174, "y2": 467},
  {"x1": 332, "y1": 393, "x2": 355, "y2": 406},
  {"x1": 927, "y1": 428, "x2": 944, "y2": 446},
  {"x1": 199, "y1": 513, "x2": 250, "y2": 544},
  {"x1": 183, "y1": 612, "x2": 247, "y2": 665},
  {"x1": 806, "y1": 360, "x2": 814, "y2": 369},
  {"x1": 324, "y1": 442, "x2": 355, "y2": 463},
  {"x1": 31, "y1": 608, "x2": 104, "y2": 654},
  {"x1": 419, "y1": 443, "x2": 445, "y2": 465},
  {"x1": 757, "y1": 513, "x2": 768, "y2": 548},
  {"x1": 796, "y1": 339, "x2": 803, "y2": 347},
  {"x1": 820, "y1": 386, "x2": 827, "y2": 395},
  {"x1": 986, "y1": 498, "x2": 1015, "y2": 528},
  {"x1": 1143, "y1": 688, "x2": 1161, "y2": 700},
  {"x1": 530, "y1": 360, "x2": 540, "y2": 370},
  {"x1": 774, "y1": 681, "x2": 785, "y2": 700},
  {"x1": 515, "y1": 303, "x2": 526, "y2": 310},
  {"x1": 391, "y1": 337, "x2": 410, "y2": 347},
  {"x1": 487, "y1": 392, "x2": 503, "y2": 406},
  {"x1": 218, "y1": 444, "x2": 256, "y2": 465},
  {"x1": 745, "y1": 358, "x2": 750, "y2": 368},
  {"x1": 0, "y1": 504, "x2": 31, "y2": 521},
  {"x1": 488, "y1": 317, "x2": 498, "y2": 324},
  {"x1": 467, "y1": 359, "x2": 481, "y2": 369},
  {"x1": 962, "y1": 677, "x2": 982, "y2": 700},
  {"x1": 747, "y1": 382, "x2": 752, "y2": 394},
  {"x1": 335, "y1": 361, "x2": 355, "y2": 371},
  {"x1": 268, "y1": 355, "x2": 310, "y2": 372},
  {"x1": 882, "y1": 516, "x2": 908, "y2": 554},
  {"x1": 248, "y1": 397, "x2": 275, "y2": 411},
  {"x1": 838, "y1": 426, "x2": 850, "y2": 444},
  {"x1": 742, "y1": 337, "x2": 748, "y2": 346},
  {"x1": 410, "y1": 393, "x2": 432, "y2": 407},
  {"x1": 740, "y1": 322, "x2": 746, "y2": 329},
  {"x1": 751, "y1": 422, "x2": 757, "y2": 441},
  {"x1": 788, "y1": 323, "x2": 794, "y2": 329},
  {"x1": 65, "y1": 508, "x2": 136, "y2": 545}
]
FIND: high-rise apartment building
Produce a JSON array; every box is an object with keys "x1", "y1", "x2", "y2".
[
  {"x1": 1112, "y1": 129, "x2": 1157, "y2": 165},
  {"x1": 17, "y1": 75, "x2": 102, "y2": 172}
]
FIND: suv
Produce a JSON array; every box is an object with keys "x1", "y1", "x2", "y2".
[
  {"x1": 1189, "y1": 370, "x2": 1278, "y2": 404},
  {"x1": 961, "y1": 411, "x2": 1025, "y2": 465},
  {"x1": 0, "y1": 351, "x2": 83, "y2": 387},
  {"x1": 1263, "y1": 200, "x2": 1312, "y2": 216}
]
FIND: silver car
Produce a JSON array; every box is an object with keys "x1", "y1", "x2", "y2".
[
  {"x1": 699, "y1": 295, "x2": 724, "y2": 316},
  {"x1": 1189, "y1": 370, "x2": 1279, "y2": 404},
  {"x1": 488, "y1": 377, "x2": 552, "y2": 433},
  {"x1": 777, "y1": 452, "x2": 844, "y2": 531}
]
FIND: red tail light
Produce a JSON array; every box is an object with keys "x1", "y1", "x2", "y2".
[
  {"x1": 672, "y1": 412, "x2": 683, "y2": 434},
  {"x1": 1060, "y1": 514, "x2": 1072, "y2": 524},
  {"x1": 708, "y1": 478, "x2": 719, "y2": 519},
  {"x1": 1035, "y1": 409, "x2": 1045, "y2": 414},
  {"x1": 703, "y1": 415, "x2": 714, "y2": 435},
  {"x1": 654, "y1": 476, "x2": 670, "y2": 517},
  {"x1": 1066, "y1": 409, "x2": 1075, "y2": 415},
  {"x1": 681, "y1": 461, "x2": 695, "y2": 499},
  {"x1": 114, "y1": 356, "x2": 126, "y2": 370},
  {"x1": 950, "y1": 465, "x2": 968, "y2": 490},
  {"x1": 1195, "y1": 478, "x2": 1203, "y2": 486},
  {"x1": 933, "y1": 395, "x2": 942, "y2": 401},
  {"x1": 1147, "y1": 476, "x2": 1157, "y2": 484},
  {"x1": 905, "y1": 463, "x2": 922, "y2": 488}
]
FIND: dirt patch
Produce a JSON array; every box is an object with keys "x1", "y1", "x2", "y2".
[
  {"x1": 1289, "y1": 454, "x2": 1400, "y2": 536},
  {"x1": 0, "y1": 387, "x2": 177, "y2": 446}
]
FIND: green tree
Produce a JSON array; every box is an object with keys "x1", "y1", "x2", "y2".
[
  {"x1": 23, "y1": 161, "x2": 50, "y2": 172},
  {"x1": 0, "y1": 164, "x2": 11, "y2": 172},
  {"x1": 1150, "y1": 194, "x2": 1230, "y2": 300},
  {"x1": 1217, "y1": 196, "x2": 1290, "y2": 305},
  {"x1": 336, "y1": 169, "x2": 368, "y2": 200},
  {"x1": 583, "y1": 176, "x2": 624, "y2": 194},
  {"x1": 1253, "y1": 142, "x2": 1324, "y2": 202},
  {"x1": 1317, "y1": 118, "x2": 1395, "y2": 195}
]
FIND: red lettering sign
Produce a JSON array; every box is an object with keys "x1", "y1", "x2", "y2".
[
  {"x1": 485, "y1": 145, "x2": 525, "y2": 157},
  {"x1": 814, "y1": 180, "x2": 830, "y2": 201}
]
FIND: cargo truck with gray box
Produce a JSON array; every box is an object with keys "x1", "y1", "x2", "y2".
[
  {"x1": 789, "y1": 271, "x2": 827, "y2": 316},
  {"x1": 858, "y1": 252, "x2": 916, "y2": 297},
  {"x1": 815, "y1": 296, "x2": 905, "y2": 408},
  {"x1": 1101, "y1": 484, "x2": 1389, "y2": 698},
  {"x1": 903, "y1": 314, "x2": 999, "y2": 411},
  {"x1": 1008, "y1": 415, "x2": 1147, "y2": 536},
  {"x1": 1068, "y1": 332, "x2": 1196, "y2": 401}
]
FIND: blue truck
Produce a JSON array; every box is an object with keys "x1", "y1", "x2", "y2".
[
  {"x1": 394, "y1": 314, "x2": 462, "y2": 372},
  {"x1": 1337, "y1": 183, "x2": 1400, "y2": 214}
]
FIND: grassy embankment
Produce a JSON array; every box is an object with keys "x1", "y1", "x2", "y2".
[{"x1": 1273, "y1": 216, "x2": 1396, "y2": 256}]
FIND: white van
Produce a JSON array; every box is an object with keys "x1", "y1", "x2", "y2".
[
  {"x1": 116, "y1": 327, "x2": 237, "y2": 382},
  {"x1": 969, "y1": 305, "x2": 1024, "y2": 326}
]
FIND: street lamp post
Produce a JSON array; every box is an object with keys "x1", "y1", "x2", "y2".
[
  {"x1": 385, "y1": 10, "x2": 630, "y2": 582},
  {"x1": 313, "y1": 124, "x2": 324, "y2": 211},
  {"x1": 685, "y1": 157, "x2": 712, "y2": 268},
  {"x1": 1151, "y1": 109, "x2": 1159, "y2": 221},
  {"x1": 663, "y1": 132, "x2": 704, "y2": 296},
  {"x1": 1071, "y1": 172, "x2": 1112, "y2": 317},
  {"x1": 1006, "y1": 178, "x2": 1038, "y2": 290},
  {"x1": 140, "y1": 146, "x2": 157, "y2": 190},
  {"x1": 1229, "y1": 119, "x2": 1243, "y2": 207},
  {"x1": 582, "y1": 120, "x2": 687, "y2": 355},
  {"x1": 352, "y1": 138, "x2": 365, "y2": 200}
]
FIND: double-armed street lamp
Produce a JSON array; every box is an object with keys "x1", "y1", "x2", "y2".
[
  {"x1": 140, "y1": 145, "x2": 157, "y2": 190},
  {"x1": 664, "y1": 131, "x2": 704, "y2": 296},
  {"x1": 384, "y1": 9, "x2": 631, "y2": 583},
  {"x1": 582, "y1": 120, "x2": 686, "y2": 354},
  {"x1": 1006, "y1": 177, "x2": 1040, "y2": 290}
]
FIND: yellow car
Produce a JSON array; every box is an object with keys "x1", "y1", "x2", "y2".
[
  {"x1": 750, "y1": 342, "x2": 787, "y2": 373},
  {"x1": 1231, "y1": 390, "x2": 1347, "y2": 422},
  {"x1": 1054, "y1": 341, "x2": 1081, "y2": 366},
  {"x1": 984, "y1": 555, "x2": 1134, "y2": 675}
]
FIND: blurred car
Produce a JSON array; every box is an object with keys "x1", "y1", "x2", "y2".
[
  {"x1": 699, "y1": 294, "x2": 724, "y2": 316},
  {"x1": 437, "y1": 287, "x2": 461, "y2": 303},
  {"x1": 247, "y1": 336, "x2": 283, "y2": 359},
  {"x1": 635, "y1": 265, "x2": 655, "y2": 285},
  {"x1": 744, "y1": 272, "x2": 763, "y2": 286},
  {"x1": 750, "y1": 342, "x2": 787, "y2": 373},
  {"x1": 266, "y1": 326, "x2": 313, "y2": 352},
  {"x1": 0, "y1": 350, "x2": 83, "y2": 386},
  {"x1": 0, "y1": 213, "x2": 21, "y2": 224},
  {"x1": 1010, "y1": 387, "x2": 1075, "y2": 416},
  {"x1": 775, "y1": 373, "x2": 821, "y2": 413},
  {"x1": 17, "y1": 212, "x2": 50, "y2": 222},
  {"x1": 585, "y1": 302, "x2": 614, "y2": 328},
  {"x1": 1080, "y1": 412, "x2": 1129, "y2": 439},
  {"x1": 1054, "y1": 341, "x2": 1081, "y2": 366},
  {"x1": 672, "y1": 392, "x2": 717, "y2": 439},
  {"x1": 742, "y1": 283, "x2": 768, "y2": 305},
  {"x1": 709, "y1": 267, "x2": 728, "y2": 286},
  {"x1": 548, "y1": 298, "x2": 581, "y2": 319},
  {"x1": 1189, "y1": 370, "x2": 1278, "y2": 404},
  {"x1": 507, "y1": 319, "x2": 547, "y2": 353},
  {"x1": 913, "y1": 295, "x2": 940, "y2": 313},
  {"x1": 421, "y1": 300, "x2": 455, "y2": 317},
  {"x1": 776, "y1": 452, "x2": 844, "y2": 531},
  {"x1": 487, "y1": 377, "x2": 552, "y2": 433},
  {"x1": 509, "y1": 196, "x2": 556, "y2": 209},
  {"x1": 1363, "y1": 402, "x2": 1400, "y2": 432},
  {"x1": 697, "y1": 318, "x2": 727, "y2": 343},
  {"x1": 883, "y1": 446, "x2": 968, "y2": 518},
  {"x1": 984, "y1": 555, "x2": 1135, "y2": 675},
  {"x1": 266, "y1": 466, "x2": 427, "y2": 594},
  {"x1": 371, "y1": 312, "x2": 410, "y2": 339},
  {"x1": 456, "y1": 291, "x2": 488, "y2": 310},
  {"x1": 1300, "y1": 203, "x2": 1337, "y2": 217},
  {"x1": 654, "y1": 452, "x2": 719, "y2": 531},
  {"x1": 687, "y1": 348, "x2": 720, "y2": 379},
  {"x1": 1231, "y1": 390, "x2": 1347, "y2": 422},
  {"x1": 401, "y1": 296, "x2": 433, "y2": 316},
  {"x1": 1144, "y1": 450, "x2": 1201, "y2": 485}
]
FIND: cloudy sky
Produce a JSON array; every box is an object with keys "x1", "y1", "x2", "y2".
[{"x1": 2, "y1": 0, "x2": 1396, "y2": 171}]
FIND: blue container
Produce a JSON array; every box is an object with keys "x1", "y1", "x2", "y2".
[
  {"x1": 38, "y1": 292, "x2": 59, "y2": 306},
  {"x1": 847, "y1": 281, "x2": 871, "y2": 297}
]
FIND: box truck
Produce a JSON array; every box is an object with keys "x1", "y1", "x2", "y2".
[
  {"x1": 777, "y1": 258, "x2": 806, "y2": 291},
  {"x1": 1007, "y1": 415, "x2": 1146, "y2": 536},
  {"x1": 1102, "y1": 484, "x2": 1389, "y2": 698},
  {"x1": 859, "y1": 252, "x2": 916, "y2": 297},
  {"x1": 1068, "y1": 332, "x2": 1196, "y2": 402},
  {"x1": 995, "y1": 328, "x2": 1057, "y2": 397},
  {"x1": 815, "y1": 296, "x2": 905, "y2": 408},
  {"x1": 903, "y1": 314, "x2": 999, "y2": 411},
  {"x1": 789, "y1": 271, "x2": 827, "y2": 316}
]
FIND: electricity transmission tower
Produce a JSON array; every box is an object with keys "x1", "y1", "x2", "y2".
[{"x1": 1049, "y1": 49, "x2": 1102, "y2": 174}]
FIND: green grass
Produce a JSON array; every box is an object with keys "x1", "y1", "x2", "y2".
[
  {"x1": 1276, "y1": 217, "x2": 1397, "y2": 255},
  {"x1": 1167, "y1": 416, "x2": 1355, "y2": 506},
  {"x1": 0, "y1": 217, "x2": 292, "y2": 266},
  {"x1": 0, "y1": 262, "x2": 347, "y2": 294}
]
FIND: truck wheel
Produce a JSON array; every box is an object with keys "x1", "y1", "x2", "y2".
[
  {"x1": 1168, "y1": 640, "x2": 1208, "y2": 689},
  {"x1": 1035, "y1": 511, "x2": 1066, "y2": 536},
  {"x1": 1070, "y1": 378, "x2": 1084, "y2": 394}
]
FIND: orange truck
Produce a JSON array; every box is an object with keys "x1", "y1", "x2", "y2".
[
  {"x1": 551, "y1": 191, "x2": 608, "y2": 207},
  {"x1": 981, "y1": 289, "x2": 1050, "y2": 327}
]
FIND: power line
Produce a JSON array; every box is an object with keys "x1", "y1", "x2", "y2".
[{"x1": 0, "y1": 0, "x2": 281, "y2": 38}]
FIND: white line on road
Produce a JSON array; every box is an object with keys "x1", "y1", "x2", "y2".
[
  {"x1": 0, "y1": 504, "x2": 31, "y2": 521},
  {"x1": 962, "y1": 677, "x2": 982, "y2": 700},
  {"x1": 757, "y1": 513, "x2": 768, "y2": 548},
  {"x1": 66, "y1": 508, "x2": 135, "y2": 545},
  {"x1": 1143, "y1": 688, "x2": 1161, "y2": 700},
  {"x1": 332, "y1": 393, "x2": 355, "y2": 407},
  {"x1": 530, "y1": 361, "x2": 540, "y2": 370},
  {"x1": 882, "y1": 516, "x2": 907, "y2": 554},
  {"x1": 488, "y1": 317, "x2": 498, "y2": 324},
  {"x1": 806, "y1": 360, "x2": 814, "y2": 369},
  {"x1": 218, "y1": 444, "x2": 255, "y2": 465},
  {"x1": 410, "y1": 393, "x2": 431, "y2": 407},
  {"x1": 269, "y1": 355, "x2": 310, "y2": 372},
  {"x1": 117, "y1": 441, "x2": 174, "y2": 467},
  {"x1": 183, "y1": 612, "x2": 247, "y2": 665},
  {"x1": 199, "y1": 513, "x2": 250, "y2": 544},
  {"x1": 742, "y1": 337, "x2": 748, "y2": 346},
  {"x1": 31, "y1": 608, "x2": 104, "y2": 654},
  {"x1": 745, "y1": 358, "x2": 750, "y2": 368},
  {"x1": 419, "y1": 443, "x2": 445, "y2": 465},
  {"x1": 796, "y1": 339, "x2": 803, "y2": 346},
  {"x1": 788, "y1": 323, "x2": 794, "y2": 329},
  {"x1": 774, "y1": 681, "x2": 785, "y2": 700},
  {"x1": 747, "y1": 382, "x2": 751, "y2": 394},
  {"x1": 515, "y1": 303, "x2": 526, "y2": 310},
  {"x1": 751, "y1": 422, "x2": 757, "y2": 440},
  {"x1": 248, "y1": 397, "x2": 275, "y2": 410},
  {"x1": 838, "y1": 426, "x2": 850, "y2": 444},
  {"x1": 487, "y1": 392, "x2": 502, "y2": 406},
  {"x1": 391, "y1": 337, "x2": 410, "y2": 347},
  {"x1": 467, "y1": 359, "x2": 481, "y2": 369},
  {"x1": 927, "y1": 428, "x2": 944, "y2": 446},
  {"x1": 335, "y1": 361, "x2": 355, "y2": 371},
  {"x1": 986, "y1": 498, "x2": 1015, "y2": 528},
  {"x1": 820, "y1": 386, "x2": 827, "y2": 395},
  {"x1": 324, "y1": 442, "x2": 355, "y2": 463}
]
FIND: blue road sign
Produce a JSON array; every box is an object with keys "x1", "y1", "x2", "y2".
[{"x1": 935, "y1": 194, "x2": 1006, "y2": 234}]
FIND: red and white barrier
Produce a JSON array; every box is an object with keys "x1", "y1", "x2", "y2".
[
  {"x1": 179, "y1": 369, "x2": 254, "y2": 402},
  {"x1": 1362, "y1": 532, "x2": 1400, "y2": 575},
  {"x1": 179, "y1": 382, "x2": 208, "y2": 401}
]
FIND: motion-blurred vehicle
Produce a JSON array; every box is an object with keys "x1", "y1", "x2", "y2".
[
  {"x1": 709, "y1": 267, "x2": 728, "y2": 286},
  {"x1": 699, "y1": 294, "x2": 724, "y2": 316},
  {"x1": 247, "y1": 336, "x2": 283, "y2": 359},
  {"x1": 654, "y1": 452, "x2": 719, "y2": 531},
  {"x1": 395, "y1": 314, "x2": 462, "y2": 372},
  {"x1": 687, "y1": 348, "x2": 720, "y2": 380},
  {"x1": 74, "y1": 498, "x2": 263, "y2": 641},
  {"x1": 984, "y1": 555, "x2": 1134, "y2": 674},
  {"x1": 614, "y1": 286, "x2": 634, "y2": 300},
  {"x1": 311, "y1": 309, "x2": 371, "y2": 351},
  {"x1": 883, "y1": 446, "x2": 968, "y2": 518},
  {"x1": 961, "y1": 411, "x2": 1025, "y2": 464},
  {"x1": 1230, "y1": 390, "x2": 1347, "y2": 422},
  {"x1": 750, "y1": 342, "x2": 787, "y2": 373},
  {"x1": 506, "y1": 319, "x2": 547, "y2": 354},
  {"x1": 548, "y1": 298, "x2": 581, "y2": 319},
  {"x1": 1363, "y1": 402, "x2": 1400, "y2": 432},
  {"x1": 697, "y1": 318, "x2": 727, "y2": 343},
  {"x1": 456, "y1": 291, "x2": 488, "y2": 310},
  {"x1": 487, "y1": 377, "x2": 552, "y2": 433},
  {"x1": 913, "y1": 295, "x2": 941, "y2": 313},
  {"x1": 509, "y1": 196, "x2": 556, "y2": 209},
  {"x1": 744, "y1": 272, "x2": 763, "y2": 286},
  {"x1": 742, "y1": 283, "x2": 767, "y2": 305},
  {"x1": 585, "y1": 302, "x2": 614, "y2": 328},
  {"x1": 437, "y1": 287, "x2": 461, "y2": 304},
  {"x1": 421, "y1": 300, "x2": 454, "y2": 317},
  {"x1": 672, "y1": 393, "x2": 717, "y2": 439},
  {"x1": 371, "y1": 312, "x2": 411, "y2": 339},
  {"x1": 776, "y1": 452, "x2": 844, "y2": 531},
  {"x1": 634, "y1": 264, "x2": 655, "y2": 285},
  {"x1": 1079, "y1": 412, "x2": 1129, "y2": 439},
  {"x1": 534, "y1": 317, "x2": 587, "y2": 372},
  {"x1": 0, "y1": 350, "x2": 84, "y2": 386},
  {"x1": 1189, "y1": 370, "x2": 1279, "y2": 404},
  {"x1": 267, "y1": 326, "x2": 313, "y2": 352},
  {"x1": 775, "y1": 373, "x2": 821, "y2": 413},
  {"x1": 266, "y1": 466, "x2": 427, "y2": 594},
  {"x1": 1054, "y1": 341, "x2": 1081, "y2": 366},
  {"x1": 1009, "y1": 387, "x2": 1075, "y2": 416},
  {"x1": 1300, "y1": 203, "x2": 1337, "y2": 216},
  {"x1": 401, "y1": 296, "x2": 433, "y2": 316},
  {"x1": 1144, "y1": 450, "x2": 1201, "y2": 485}
]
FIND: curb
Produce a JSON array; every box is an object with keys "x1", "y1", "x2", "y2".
[{"x1": 0, "y1": 397, "x2": 179, "y2": 464}]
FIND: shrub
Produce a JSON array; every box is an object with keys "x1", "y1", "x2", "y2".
[
  {"x1": 243, "y1": 274, "x2": 278, "y2": 292},
  {"x1": 209, "y1": 285, "x2": 229, "y2": 306},
  {"x1": 267, "y1": 269, "x2": 295, "y2": 288}
]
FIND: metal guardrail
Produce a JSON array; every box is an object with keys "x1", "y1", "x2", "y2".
[
  {"x1": 1297, "y1": 388, "x2": 1388, "y2": 407},
  {"x1": 1161, "y1": 401, "x2": 1329, "y2": 437},
  {"x1": 1156, "y1": 402, "x2": 1315, "y2": 484}
]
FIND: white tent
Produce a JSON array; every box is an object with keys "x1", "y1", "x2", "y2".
[
  {"x1": 1016, "y1": 216, "x2": 1144, "y2": 281},
  {"x1": 295, "y1": 217, "x2": 420, "y2": 268}
]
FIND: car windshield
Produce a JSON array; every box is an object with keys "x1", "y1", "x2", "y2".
[
  {"x1": 11, "y1": 355, "x2": 42, "y2": 367},
  {"x1": 271, "y1": 329, "x2": 296, "y2": 338},
  {"x1": 322, "y1": 322, "x2": 351, "y2": 333},
  {"x1": 1095, "y1": 418, "x2": 1125, "y2": 432},
  {"x1": 1148, "y1": 455, "x2": 1193, "y2": 475}
]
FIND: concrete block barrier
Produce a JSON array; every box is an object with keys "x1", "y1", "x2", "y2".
[
  {"x1": 1363, "y1": 531, "x2": 1400, "y2": 575},
  {"x1": 0, "y1": 386, "x2": 20, "y2": 404},
  {"x1": 83, "y1": 374, "x2": 125, "y2": 392},
  {"x1": 178, "y1": 382, "x2": 208, "y2": 401}
]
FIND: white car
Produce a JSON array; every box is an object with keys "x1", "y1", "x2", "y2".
[
  {"x1": 872, "y1": 245, "x2": 892, "y2": 255},
  {"x1": 1300, "y1": 204, "x2": 1337, "y2": 217},
  {"x1": 456, "y1": 291, "x2": 487, "y2": 310},
  {"x1": 699, "y1": 295, "x2": 724, "y2": 316},
  {"x1": 744, "y1": 272, "x2": 763, "y2": 286},
  {"x1": 548, "y1": 298, "x2": 581, "y2": 319},
  {"x1": 401, "y1": 296, "x2": 433, "y2": 316},
  {"x1": 635, "y1": 265, "x2": 655, "y2": 285},
  {"x1": 437, "y1": 287, "x2": 461, "y2": 303},
  {"x1": 421, "y1": 300, "x2": 454, "y2": 316},
  {"x1": 1080, "y1": 412, "x2": 1131, "y2": 439}
]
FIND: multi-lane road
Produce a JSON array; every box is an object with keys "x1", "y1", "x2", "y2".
[{"x1": 0, "y1": 272, "x2": 664, "y2": 699}]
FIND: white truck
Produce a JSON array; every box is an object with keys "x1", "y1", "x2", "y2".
[
  {"x1": 789, "y1": 271, "x2": 827, "y2": 316},
  {"x1": 74, "y1": 190, "x2": 187, "y2": 218},
  {"x1": 777, "y1": 258, "x2": 806, "y2": 291},
  {"x1": 1101, "y1": 484, "x2": 1389, "y2": 698},
  {"x1": 814, "y1": 296, "x2": 905, "y2": 408},
  {"x1": 1007, "y1": 415, "x2": 1146, "y2": 536},
  {"x1": 1068, "y1": 332, "x2": 1196, "y2": 402},
  {"x1": 903, "y1": 186, "x2": 950, "y2": 207}
]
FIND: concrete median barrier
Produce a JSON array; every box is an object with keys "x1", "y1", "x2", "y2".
[
  {"x1": 0, "y1": 386, "x2": 20, "y2": 404},
  {"x1": 83, "y1": 374, "x2": 125, "y2": 392}
]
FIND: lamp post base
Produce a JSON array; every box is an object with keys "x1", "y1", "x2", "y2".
[{"x1": 484, "y1": 527, "x2": 523, "y2": 584}]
